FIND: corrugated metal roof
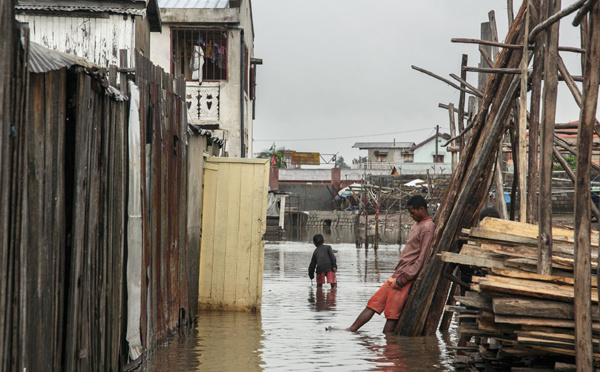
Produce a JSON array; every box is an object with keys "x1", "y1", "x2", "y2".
[
  {"x1": 28, "y1": 41, "x2": 128, "y2": 101},
  {"x1": 352, "y1": 142, "x2": 415, "y2": 149},
  {"x1": 16, "y1": 4, "x2": 146, "y2": 15},
  {"x1": 28, "y1": 41, "x2": 93, "y2": 73},
  {"x1": 158, "y1": 0, "x2": 229, "y2": 9}
]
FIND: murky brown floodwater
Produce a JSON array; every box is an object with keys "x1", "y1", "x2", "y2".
[{"x1": 141, "y1": 228, "x2": 458, "y2": 371}]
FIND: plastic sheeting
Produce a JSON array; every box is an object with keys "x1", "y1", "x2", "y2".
[{"x1": 126, "y1": 81, "x2": 144, "y2": 360}]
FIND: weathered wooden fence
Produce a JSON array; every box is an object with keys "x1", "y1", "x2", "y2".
[{"x1": 0, "y1": 13, "x2": 217, "y2": 370}]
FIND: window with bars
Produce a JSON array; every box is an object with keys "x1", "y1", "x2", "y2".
[{"x1": 171, "y1": 28, "x2": 228, "y2": 81}]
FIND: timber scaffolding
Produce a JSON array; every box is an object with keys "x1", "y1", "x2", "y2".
[
  {"x1": 354, "y1": 173, "x2": 449, "y2": 249},
  {"x1": 396, "y1": 0, "x2": 600, "y2": 370}
]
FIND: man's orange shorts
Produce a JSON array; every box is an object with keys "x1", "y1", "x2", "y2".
[
  {"x1": 316, "y1": 271, "x2": 337, "y2": 284},
  {"x1": 366, "y1": 280, "x2": 414, "y2": 320}
]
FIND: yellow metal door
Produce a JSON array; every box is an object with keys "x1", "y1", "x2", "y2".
[{"x1": 199, "y1": 157, "x2": 269, "y2": 311}]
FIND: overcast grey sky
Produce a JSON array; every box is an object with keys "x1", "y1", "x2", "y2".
[{"x1": 250, "y1": 1, "x2": 582, "y2": 164}]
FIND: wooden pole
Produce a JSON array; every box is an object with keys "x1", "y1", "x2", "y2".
[
  {"x1": 518, "y1": 3, "x2": 529, "y2": 221},
  {"x1": 448, "y1": 103, "x2": 457, "y2": 172},
  {"x1": 538, "y1": 0, "x2": 561, "y2": 276},
  {"x1": 574, "y1": 3, "x2": 600, "y2": 369},
  {"x1": 508, "y1": 0, "x2": 514, "y2": 28},
  {"x1": 527, "y1": 31, "x2": 543, "y2": 224},
  {"x1": 494, "y1": 154, "x2": 509, "y2": 219},
  {"x1": 458, "y1": 54, "x2": 468, "y2": 148}
]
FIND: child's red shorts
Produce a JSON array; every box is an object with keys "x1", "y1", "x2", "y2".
[
  {"x1": 366, "y1": 280, "x2": 414, "y2": 320},
  {"x1": 316, "y1": 271, "x2": 337, "y2": 284}
]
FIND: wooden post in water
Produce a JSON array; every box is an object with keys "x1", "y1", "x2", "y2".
[{"x1": 537, "y1": 0, "x2": 560, "y2": 276}]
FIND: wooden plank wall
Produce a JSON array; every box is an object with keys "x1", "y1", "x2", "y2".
[
  {"x1": 134, "y1": 50, "x2": 192, "y2": 351},
  {"x1": 199, "y1": 158, "x2": 269, "y2": 311},
  {"x1": 0, "y1": 20, "x2": 209, "y2": 372}
]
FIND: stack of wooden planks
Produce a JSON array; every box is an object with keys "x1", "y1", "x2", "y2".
[{"x1": 442, "y1": 217, "x2": 598, "y2": 370}]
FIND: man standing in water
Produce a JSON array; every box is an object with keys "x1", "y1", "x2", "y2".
[{"x1": 349, "y1": 195, "x2": 435, "y2": 333}]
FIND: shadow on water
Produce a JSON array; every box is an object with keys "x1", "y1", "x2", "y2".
[{"x1": 142, "y1": 229, "x2": 456, "y2": 371}]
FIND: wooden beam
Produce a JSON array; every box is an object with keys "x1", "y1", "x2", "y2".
[
  {"x1": 574, "y1": 2, "x2": 600, "y2": 368},
  {"x1": 519, "y1": 3, "x2": 529, "y2": 221},
  {"x1": 528, "y1": 0, "x2": 587, "y2": 41},
  {"x1": 458, "y1": 54, "x2": 468, "y2": 142},
  {"x1": 463, "y1": 66, "x2": 524, "y2": 74},
  {"x1": 412, "y1": 65, "x2": 482, "y2": 97},
  {"x1": 538, "y1": 0, "x2": 561, "y2": 276}
]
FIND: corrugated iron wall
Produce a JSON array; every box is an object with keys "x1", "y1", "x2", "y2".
[{"x1": 134, "y1": 50, "x2": 193, "y2": 350}]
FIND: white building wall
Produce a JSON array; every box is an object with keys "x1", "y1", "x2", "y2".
[
  {"x1": 150, "y1": 1, "x2": 256, "y2": 159},
  {"x1": 413, "y1": 137, "x2": 452, "y2": 165},
  {"x1": 16, "y1": 14, "x2": 136, "y2": 67}
]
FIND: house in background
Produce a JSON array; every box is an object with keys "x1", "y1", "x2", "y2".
[
  {"x1": 353, "y1": 133, "x2": 453, "y2": 174},
  {"x1": 150, "y1": 0, "x2": 259, "y2": 158},
  {"x1": 15, "y1": 0, "x2": 161, "y2": 67},
  {"x1": 352, "y1": 140, "x2": 415, "y2": 170}
]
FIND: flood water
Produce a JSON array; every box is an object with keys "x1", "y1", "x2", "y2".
[{"x1": 141, "y1": 228, "x2": 458, "y2": 371}]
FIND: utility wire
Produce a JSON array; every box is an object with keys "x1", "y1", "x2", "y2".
[{"x1": 255, "y1": 127, "x2": 442, "y2": 142}]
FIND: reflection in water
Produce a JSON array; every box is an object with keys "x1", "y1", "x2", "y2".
[
  {"x1": 142, "y1": 233, "x2": 456, "y2": 372},
  {"x1": 308, "y1": 287, "x2": 337, "y2": 312},
  {"x1": 195, "y1": 311, "x2": 265, "y2": 371}
]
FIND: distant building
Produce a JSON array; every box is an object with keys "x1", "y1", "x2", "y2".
[
  {"x1": 353, "y1": 133, "x2": 453, "y2": 174},
  {"x1": 150, "y1": 0, "x2": 259, "y2": 158},
  {"x1": 352, "y1": 140, "x2": 415, "y2": 170}
]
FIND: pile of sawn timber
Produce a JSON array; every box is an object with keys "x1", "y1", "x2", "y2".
[{"x1": 442, "y1": 217, "x2": 599, "y2": 371}]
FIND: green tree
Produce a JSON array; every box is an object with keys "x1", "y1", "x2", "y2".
[
  {"x1": 553, "y1": 154, "x2": 576, "y2": 171},
  {"x1": 257, "y1": 146, "x2": 287, "y2": 168},
  {"x1": 335, "y1": 155, "x2": 350, "y2": 169}
]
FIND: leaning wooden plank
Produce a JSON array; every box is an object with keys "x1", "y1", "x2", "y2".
[
  {"x1": 441, "y1": 251, "x2": 510, "y2": 270},
  {"x1": 480, "y1": 275, "x2": 599, "y2": 302},
  {"x1": 494, "y1": 297, "x2": 599, "y2": 320}
]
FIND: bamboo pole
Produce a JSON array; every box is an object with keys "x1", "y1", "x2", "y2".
[
  {"x1": 538, "y1": 0, "x2": 561, "y2": 276},
  {"x1": 574, "y1": 3, "x2": 600, "y2": 368}
]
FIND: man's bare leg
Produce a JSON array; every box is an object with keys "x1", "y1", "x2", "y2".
[
  {"x1": 383, "y1": 319, "x2": 398, "y2": 334},
  {"x1": 349, "y1": 307, "x2": 376, "y2": 332}
]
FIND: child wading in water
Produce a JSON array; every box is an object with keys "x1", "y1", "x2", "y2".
[{"x1": 308, "y1": 234, "x2": 337, "y2": 289}]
